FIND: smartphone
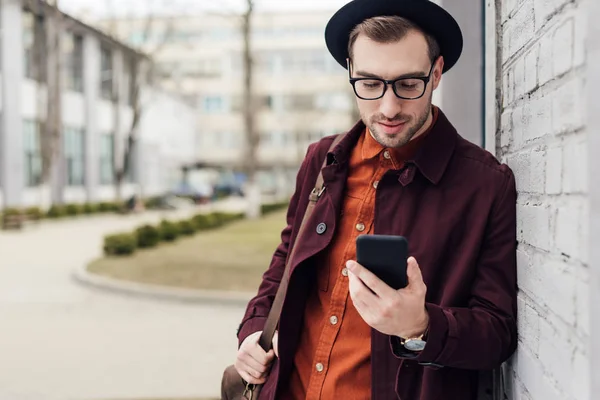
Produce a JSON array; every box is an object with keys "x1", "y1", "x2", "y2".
[{"x1": 355, "y1": 234, "x2": 408, "y2": 290}]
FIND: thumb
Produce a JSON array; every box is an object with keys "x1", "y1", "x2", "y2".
[
  {"x1": 272, "y1": 331, "x2": 279, "y2": 358},
  {"x1": 406, "y1": 257, "x2": 424, "y2": 288}
]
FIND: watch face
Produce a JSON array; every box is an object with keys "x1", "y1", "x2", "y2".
[{"x1": 404, "y1": 339, "x2": 426, "y2": 352}]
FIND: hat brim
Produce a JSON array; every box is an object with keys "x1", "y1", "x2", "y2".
[{"x1": 325, "y1": 0, "x2": 463, "y2": 73}]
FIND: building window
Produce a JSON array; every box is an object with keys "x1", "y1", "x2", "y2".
[
  {"x1": 99, "y1": 133, "x2": 114, "y2": 185},
  {"x1": 100, "y1": 46, "x2": 113, "y2": 100},
  {"x1": 64, "y1": 32, "x2": 84, "y2": 92},
  {"x1": 283, "y1": 94, "x2": 314, "y2": 111},
  {"x1": 23, "y1": 10, "x2": 44, "y2": 81},
  {"x1": 203, "y1": 96, "x2": 223, "y2": 113},
  {"x1": 64, "y1": 127, "x2": 85, "y2": 186},
  {"x1": 23, "y1": 120, "x2": 42, "y2": 187}
]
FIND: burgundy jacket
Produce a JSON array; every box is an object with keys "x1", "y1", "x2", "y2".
[{"x1": 237, "y1": 109, "x2": 518, "y2": 400}]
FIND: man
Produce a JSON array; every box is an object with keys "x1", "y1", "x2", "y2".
[{"x1": 234, "y1": 1, "x2": 518, "y2": 399}]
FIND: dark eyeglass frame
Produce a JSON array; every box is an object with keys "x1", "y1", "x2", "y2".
[{"x1": 347, "y1": 59, "x2": 436, "y2": 101}]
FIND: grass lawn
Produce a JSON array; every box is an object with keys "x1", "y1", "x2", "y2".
[{"x1": 87, "y1": 210, "x2": 287, "y2": 292}]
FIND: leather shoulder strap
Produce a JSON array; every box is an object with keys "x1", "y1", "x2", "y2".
[{"x1": 258, "y1": 133, "x2": 346, "y2": 351}]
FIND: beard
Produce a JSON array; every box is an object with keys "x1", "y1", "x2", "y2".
[{"x1": 363, "y1": 93, "x2": 433, "y2": 149}]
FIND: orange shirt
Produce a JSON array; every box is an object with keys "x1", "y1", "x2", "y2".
[{"x1": 283, "y1": 108, "x2": 438, "y2": 400}]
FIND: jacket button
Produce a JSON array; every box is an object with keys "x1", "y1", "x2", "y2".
[{"x1": 316, "y1": 222, "x2": 327, "y2": 235}]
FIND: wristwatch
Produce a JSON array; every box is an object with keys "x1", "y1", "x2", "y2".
[
  {"x1": 400, "y1": 327, "x2": 429, "y2": 352},
  {"x1": 400, "y1": 334, "x2": 427, "y2": 352}
]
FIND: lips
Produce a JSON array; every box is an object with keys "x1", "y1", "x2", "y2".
[{"x1": 377, "y1": 121, "x2": 406, "y2": 135}]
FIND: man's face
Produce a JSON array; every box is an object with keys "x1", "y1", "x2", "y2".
[{"x1": 350, "y1": 32, "x2": 443, "y2": 148}]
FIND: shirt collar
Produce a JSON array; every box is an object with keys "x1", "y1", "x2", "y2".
[
  {"x1": 330, "y1": 106, "x2": 456, "y2": 185},
  {"x1": 361, "y1": 106, "x2": 440, "y2": 165}
]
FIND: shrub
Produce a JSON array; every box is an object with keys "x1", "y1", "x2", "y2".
[
  {"x1": 82, "y1": 203, "x2": 99, "y2": 214},
  {"x1": 159, "y1": 220, "x2": 180, "y2": 242},
  {"x1": 178, "y1": 219, "x2": 196, "y2": 236},
  {"x1": 65, "y1": 203, "x2": 83, "y2": 216},
  {"x1": 136, "y1": 224, "x2": 161, "y2": 248},
  {"x1": 3, "y1": 207, "x2": 22, "y2": 217},
  {"x1": 46, "y1": 205, "x2": 66, "y2": 219},
  {"x1": 144, "y1": 196, "x2": 162, "y2": 210},
  {"x1": 192, "y1": 214, "x2": 218, "y2": 231},
  {"x1": 24, "y1": 207, "x2": 43, "y2": 220},
  {"x1": 98, "y1": 202, "x2": 118, "y2": 213},
  {"x1": 103, "y1": 233, "x2": 137, "y2": 256},
  {"x1": 214, "y1": 212, "x2": 244, "y2": 224}
]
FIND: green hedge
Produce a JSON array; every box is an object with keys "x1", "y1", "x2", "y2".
[
  {"x1": 103, "y1": 233, "x2": 137, "y2": 255},
  {"x1": 159, "y1": 220, "x2": 180, "y2": 242},
  {"x1": 179, "y1": 220, "x2": 196, "y2": 236},
  {"x1": 102, "y1": 211, "x2": 249, "y2": 257},
  {"x1": 136, "y1": 225, "x2": 161, "y2": 248}
]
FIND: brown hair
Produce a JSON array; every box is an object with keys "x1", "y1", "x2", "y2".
[{"x1": 348, "y1": 16, "x2": 441, "y2": 63}]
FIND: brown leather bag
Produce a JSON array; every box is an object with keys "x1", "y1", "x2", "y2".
[{"x1": 220, "y1": 134, "x2": 345, "y2": 400}]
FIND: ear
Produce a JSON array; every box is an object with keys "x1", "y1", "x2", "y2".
[{"x1": 431, "y1": 56, "x2": 444, "y2": 90}]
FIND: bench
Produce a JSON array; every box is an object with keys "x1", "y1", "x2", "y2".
[{"x1": 2, "y1": 213, "x2": 28, "y2": 230}]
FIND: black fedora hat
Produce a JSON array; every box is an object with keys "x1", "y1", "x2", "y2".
[{"x1": 325, "y1": 0, "x2": 463, "y2": 73}]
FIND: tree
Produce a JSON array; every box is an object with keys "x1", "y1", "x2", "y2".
[
  {"x1": 241, "y1": 0, "x2": 262, "y2": 219},
  {"x1": 29, "y1": 0, "x2": 69, "y2": 206},
  {"x1": 104, "y1": 3, "x2": 173, "y2": 203}
]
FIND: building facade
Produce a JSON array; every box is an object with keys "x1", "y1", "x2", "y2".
[
  {"x1": 0, "y1": 0, "x2": 196, "y2": 210},
  {"x1": 95, "y1": 11, "x2": 357, "y2": 195}
]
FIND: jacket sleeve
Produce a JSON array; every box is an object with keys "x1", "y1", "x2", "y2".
[
  {"x1": 236, "y1": 143, "x2": 318, "y2": 347},
  {"x1": 391, "y1": 167, "x2": 518, "y2": 370}
]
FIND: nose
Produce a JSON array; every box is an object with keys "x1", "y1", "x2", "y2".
[{"x1": 379, "y1": 84, "x2": 403, "y2": 120}]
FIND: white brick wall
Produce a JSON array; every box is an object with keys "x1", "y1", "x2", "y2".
[{"x1": 497, "y1": 0, "x2": 590, "y2": 398}]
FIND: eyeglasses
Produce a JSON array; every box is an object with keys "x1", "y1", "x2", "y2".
[{"x1": 348, "y1": 60, "x2": 435, "y2": 101}]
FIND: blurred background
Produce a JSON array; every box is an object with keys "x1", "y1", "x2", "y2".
[{"x1": 3, "y1": 0, "x2": 595, "y2": 400}]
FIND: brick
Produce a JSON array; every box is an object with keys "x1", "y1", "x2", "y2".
[
  {"x1": 572, "y1": 348, "x2": 590, "y2": 400},
  {"x1": 545, "y1": 145, "x2": 562, "y2": 194},
  {"x1": 538, "y1": 318, "x2": 576, "y2": 395},
  {"x1": 508, "y1": 2, "x2": 536, "y2": 59},
  {"x1": 524, "y1": 44, "x2": 539, "y2": 93},
  {"x1": 517, "y1": 295, "x2": 541, "y2": 354},
  {"x1": 538, "y1": 33, "x2": 554, "y2": 85},
  {"x1": 534, "y1": 0, "x2": 572, "y2": 29},
  {"x1": 575, "y1": 274, "x2": 590, "y2": 337},
  {"x1": 513, "y1": 57, "x2": 526, "y2": 99},
  {"x1": 581, "y1": 199, "x2": 590, "y2": 265},
  {"x1": 515, "y1": 346, "x2": 564, "y2": 400},
  {"x1": 518, "y1": 204, "x2": 552, "y2": 251},
  {"x1": 516, "y1": 249, "x2": 539, "y2": 298},
  {"x1": 552, "y1": 78, "x2": 585, "y2": 134},
  {"x1": 507, "y1": 149, "x2": 546, "y2": 193},
  {"x1": 503, "y1": 0, "x2": 523, "y2": 21},
  {"x1": 539, "y1": 260, "x2": 577, "y2": 325},
  {"x1": 504, "y1": 70, "x2": 514, "y2": 108},
  {"x1": 572, "y1": 6, "x2": 586, "y2": 68},
  {"x1": 523, "y1": 94, "x2": 552, "y2": 142},
  {"x1": 555, "y1": 197, "x2": 586, "y2": 261},
  {"x1": 512, "y1": 104, "x2": 527, "y2": 147},
  {"x1": 562, "y1": 136, "x2": 588, "y2": 193},
  {"x1": 552, "y1": 18, "x2": 574, "y2": 77},
  {"x1": 501, "y1": 110, "x2": 513, "y2": 148}
]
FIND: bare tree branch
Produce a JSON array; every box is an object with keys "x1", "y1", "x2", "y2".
[{"x1": 108, "y1": 0, "x2": 176, "y2": 202}]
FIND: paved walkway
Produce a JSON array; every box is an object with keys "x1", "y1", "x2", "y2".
[{"x1": 0, "y1": 199, "x2": 252, "y2": 400}]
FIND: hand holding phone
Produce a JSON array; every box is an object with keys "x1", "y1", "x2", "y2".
[{"x1": 355, "y1": 234, "x2": 408, "y2": 290}]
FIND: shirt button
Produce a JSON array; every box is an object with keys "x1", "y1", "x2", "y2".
[
  {"x1": 373, "y1": 181, "x2": 379, "y2": 189},
  {"x1": 356, "y1": 223, "x2": 365, "y2": 232},
  {"x1": 330, "y1": 315, "x2": 338, "y2": 325},
  {"x1": 316, "y1": 363, "x2": 324, "y2": 372},
  {"x1": 316, "y1": 222, "x2": 327, "y2": 235},
  {"x1": 342, "y1": 268, "x2": 349, "y2": 277},
  {"x1": 383, "y1": 150, "x2": 391, "y2": 160}
]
